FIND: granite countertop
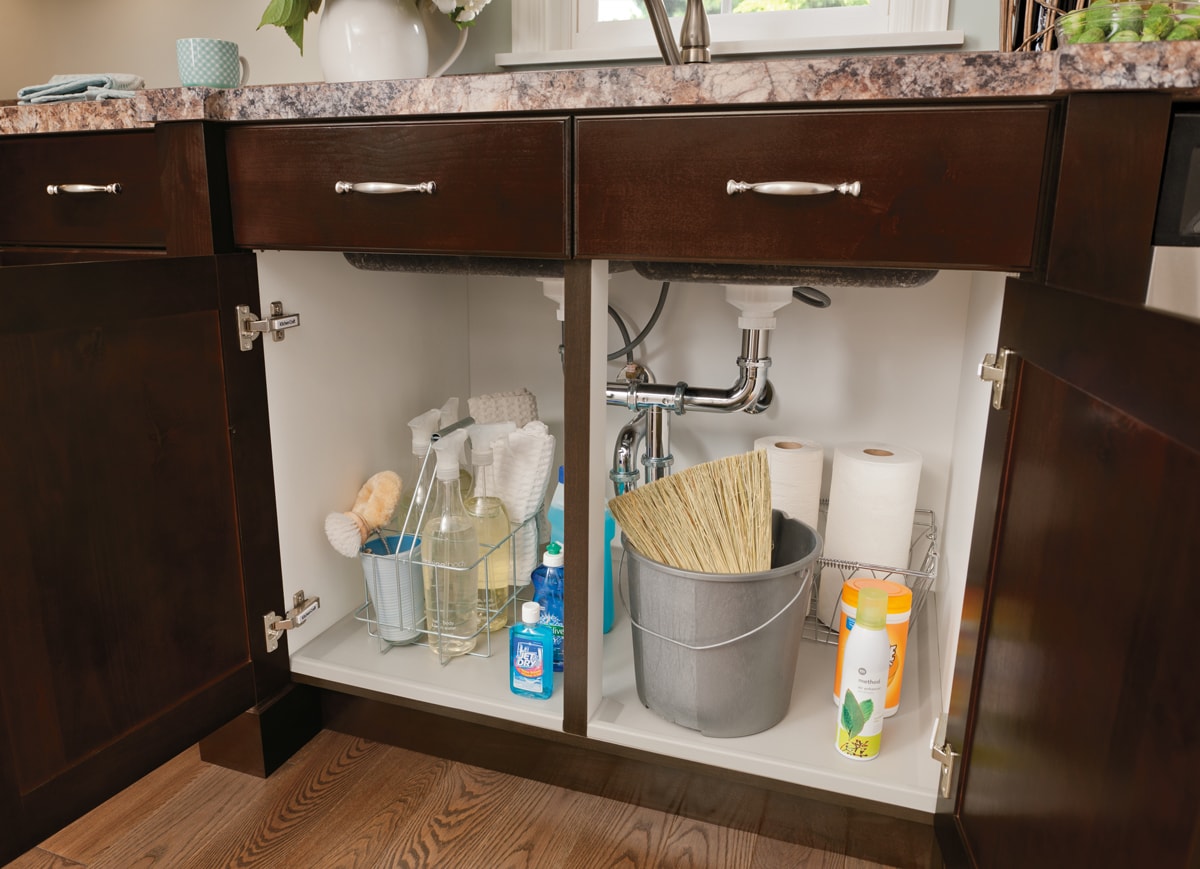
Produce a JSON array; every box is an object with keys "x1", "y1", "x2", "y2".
[{"x1": 3, "y1": 44, "x2": 1199, "y2": 135}]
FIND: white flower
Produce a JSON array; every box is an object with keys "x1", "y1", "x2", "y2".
[
  {"x1": 431, "y1": 0, "x2": 457, "y2": 13},
  {"x1": 453, "y1": 0, "x2": 492, "y2": 22}
]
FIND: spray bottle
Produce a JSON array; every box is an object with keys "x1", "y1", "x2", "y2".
[
  {"x1": 466, "y1": 423, "x2": 515, "y2": 632},
  {"x1": 421, "y1": 428, "x2": 479, "y2": 659},
  {"x1": 438, "y1": 397, "x2": 473, "y2": 495},
  {"x1": 835, "y1": 586, "x2": 890, "y2": 760},
  {"x1": 400, "y1": 408, "x2": 441, "y2": 534}
]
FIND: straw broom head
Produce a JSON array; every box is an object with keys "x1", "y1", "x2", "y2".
[{"x1": 608, "y1": 450, "x2": 772, "y2": 574}]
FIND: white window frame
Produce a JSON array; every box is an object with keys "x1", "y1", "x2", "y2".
[
  {"x1": 502, "y1": 0, "x2": 960, "y2": 68},
  {"x1": 576, "y1": 0, "x2": 890, "y2": 51}
]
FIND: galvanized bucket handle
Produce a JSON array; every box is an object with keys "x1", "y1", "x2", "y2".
[{"x1": 616, "y1": 548, "x2": 810, "y2": 652}]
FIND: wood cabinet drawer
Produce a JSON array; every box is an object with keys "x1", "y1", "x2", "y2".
[
  {"x1": 226, "y1": 120, "x2": 570, "y2": 257},
  {"x1": 0, "y1": 131, "x2": 165, "y2": 249},
  {"x1": 575, "y1": 106, "x2": 1055, "y2": 270}
]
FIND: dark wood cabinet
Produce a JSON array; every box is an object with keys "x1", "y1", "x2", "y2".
[
  {"x1": 575, "y1": 105, "x2": 1055, "y2": 270},
  {"x1": 224, "y1": 119, "x2": 571, "y2": 257},
  {"x1": 0, "y1": 254, "x2": 280, "y2": 858},
  {"x1": 938, "y1": 278, "x2": 1200, "y2": 867},
  {"x1": 0, "y1": 131, "x2": 166, "y2": 249},
  {"x1": 935, "y1": 94, "x2": 1200, "y2": 867},
  {"x1": 2, "y1": 89, "x2": 1197, "y2": 868}
]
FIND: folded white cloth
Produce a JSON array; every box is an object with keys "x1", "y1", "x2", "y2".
[
  {"x1": 18, "y1": 73, "x2": 144, "y2": 105},
  {"x1": 492, "y1": 420, "x2": 556, "y2": 584},
  {"x1": 468, "y1": 389, "x2": 539, "y2": 428}
]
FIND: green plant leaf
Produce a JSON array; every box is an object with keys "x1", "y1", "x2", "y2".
[
  {"x1": 285, "y1": 20, "x2": 306, "y2": 53},
  {"x1": 260, "y1": 0, "x2": 322, "y2": 53},
  {"x1": 860, "y1": 698, "x2": 874, "y2": 722},
  {"x1": 840, "y1": 690, "x2": 867, "y2": 739},
  {"x1": 259, "y1": 0, "x2": 299, "y2": 28}
]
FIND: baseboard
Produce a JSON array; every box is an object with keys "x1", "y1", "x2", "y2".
[{"x1": 199, "y1": 682, "x2": 322, "y2": 777}]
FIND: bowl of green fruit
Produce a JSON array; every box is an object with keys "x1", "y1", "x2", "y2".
[{"x1": 1057, "y1": 0, "x2": 1200, "y2": 43}]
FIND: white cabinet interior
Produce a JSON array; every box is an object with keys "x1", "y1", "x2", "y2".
[{"x1": 256, "y1": 248, "x2": 1005, "y2": 814}]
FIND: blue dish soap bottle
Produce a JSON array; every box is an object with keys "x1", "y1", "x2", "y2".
[
  {"x1": 510, "y1": 601, "x2": 554, "y2": 699},
  {"x1": 531, "y1": 542, "x2": 565, "y2": 672}
]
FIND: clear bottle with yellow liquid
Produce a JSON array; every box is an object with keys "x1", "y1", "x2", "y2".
[
  {"x1": 421, "y1": 429, "x2": 479, "y2": 659},
  {"x1": 466, "y1": 423, "x2": 514, "y2": 632}
]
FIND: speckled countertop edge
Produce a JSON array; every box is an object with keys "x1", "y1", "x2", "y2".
[{"x1": 3, "y1": 44, "x2": 1199, "y2": 135}]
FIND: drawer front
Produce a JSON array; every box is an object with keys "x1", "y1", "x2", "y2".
[
  {"x1": 226, "y1": 120, "x2": 570, "y2": 257},
  {"x1": 576, "y1": 106, "x2": 1054, "y2": 270},
  {"x1": 0, "y1": 131, "x2": 165, "y2": 249}
]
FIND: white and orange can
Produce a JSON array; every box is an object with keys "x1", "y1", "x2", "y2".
[{"x1": 832, "y1": 577, "x2": 912, "y2": 717}]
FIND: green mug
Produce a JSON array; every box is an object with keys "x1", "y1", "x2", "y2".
[{"x1": 176, "y1": 38, "x2": 250, "y2": 88}]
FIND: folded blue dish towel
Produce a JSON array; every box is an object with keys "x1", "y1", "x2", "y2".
[{"x1": 17, "y1": 73, "x2": 145, "y2": 105}]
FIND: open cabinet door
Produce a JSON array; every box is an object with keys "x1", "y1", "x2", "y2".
[
  {"x1": 0, "y1": 254, "x2": 297, "y2": 862},
  {"x1": 935, "y1": 277, "x2": 1200, "y2": 867}
]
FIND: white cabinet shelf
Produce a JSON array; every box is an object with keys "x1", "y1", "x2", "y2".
[{"x1": 291, "y1": 611, "x2": 565, "y2": 733}]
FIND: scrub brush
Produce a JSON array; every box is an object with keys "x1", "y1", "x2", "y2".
[{"x1": 324, "y1": 470, "x2": 402, "y2": 557}]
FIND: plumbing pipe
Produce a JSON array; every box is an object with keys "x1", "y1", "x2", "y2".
[
  {"x1": 611, "y1": 410, "x2": 645, "y2": 496},
  {"x1": 606, "y1": 284, "x2": 791, "y2": 492},
  {"x1": 604, "y1": 328, "x2": 773, "y2": 416}
]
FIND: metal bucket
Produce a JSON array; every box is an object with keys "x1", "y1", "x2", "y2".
[
  {"x1": 623, "y1": 512, "x2": 821, "y2": 737},
  {"x1": 360, "y1": 533, "x2": 424, "y2": 644}
]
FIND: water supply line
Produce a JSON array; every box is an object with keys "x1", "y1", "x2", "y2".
[{"x1": 607, "y1": 285, "x2": 793, "y2": 492}]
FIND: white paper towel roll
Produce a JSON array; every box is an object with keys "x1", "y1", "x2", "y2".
[
  {"x1": 753, "y1": 436, "x2": 824, "y2": 532},
  {"x1": 817, "y1": 442, "x2": 922, "y2": 625}
]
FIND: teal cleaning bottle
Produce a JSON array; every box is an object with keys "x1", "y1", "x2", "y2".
[
  {"x1": 510, "y1": 601, "x2": 554, "y2": 699},
  {"x1": 546, "y1": 465, "x2": 614, "y2": 635},
  {"x1": 603, "y1": 507, "x2": 615, "y2": 634},
  {"x1": 531, "y1": 542, "x2": 565, "y2": 672},
  {"x1": 547, "y1": 465, "x2": 565, "y2": 545}
]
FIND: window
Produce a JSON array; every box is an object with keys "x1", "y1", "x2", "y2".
[
  {"x1": 503, "y1": 0, "x2": 959, "y2": 66},
  {"x1": 577, "y1": 0, "x2": 888, "y2": 52}
]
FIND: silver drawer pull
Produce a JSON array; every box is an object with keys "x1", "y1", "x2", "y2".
[
  {"x1": 334, "y1": 181, "x2": 436, "y2": 195},
  {"x1": 726, "y1": 180, "x2": 861, "y2": 197},
  {"x1": 46, "y1": 183, "x2": 122, "y2": 195}
]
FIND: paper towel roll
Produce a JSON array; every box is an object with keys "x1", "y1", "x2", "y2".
[
  {"x1": 817, "y1": 442, "x2": 922, "y2": 625},
  {"x1": 753, "y1": 436, "x2": 824, "y2": 532}
]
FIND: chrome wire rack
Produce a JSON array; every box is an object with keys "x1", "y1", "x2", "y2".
[
  {"x1": 802, "y1": 506, "x2": 939, "y2": 645},
  {"x1": 351, "y1": 416, "x2": 542, "y2": 664}
]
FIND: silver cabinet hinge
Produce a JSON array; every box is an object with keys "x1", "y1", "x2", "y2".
[
  {"x1": 931, "y1": 716, "x2": 961, "y2": 799},
  {"x1": 978, "y1": 347, "x2": 1013, "y2": 410},
  {"x1": 238, "y1": 301, "x2": 300, "y2": 351},
  {"x1": 263, "y1": 590, "x2": 321, "y2": 653}
]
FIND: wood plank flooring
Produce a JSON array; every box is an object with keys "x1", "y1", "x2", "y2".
[{"x1": 8, "y1": 729, "x2": 902, "y2": 868}]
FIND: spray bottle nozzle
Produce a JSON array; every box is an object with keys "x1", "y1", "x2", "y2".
[
  {"x1": 408, "y1": 408, "x2": 441, "y2": 452},
  {"x1": 432, "y1": 429, "x2": 468, "y2": 481},
  {"x1": 468, "y1": 422, "x2": 517, "y2": 465}
]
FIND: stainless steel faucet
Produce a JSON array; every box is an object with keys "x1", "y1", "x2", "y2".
[{"x1": 645, "y1": 0, "x2": 711, "y2": 66}]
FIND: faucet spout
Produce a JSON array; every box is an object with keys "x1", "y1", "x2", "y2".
[{"x1": 644, "y1": 0, "x2": 710, "y2": 66}]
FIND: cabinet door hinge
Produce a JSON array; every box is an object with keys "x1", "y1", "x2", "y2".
[
  {"x1": 238, "y1": 301, "x2": 300, "y2": 351},
  {"x1": 931, "y1": 716, "x2": 961, "y2": 799},
  {"x1": 263, "y1": 590, "x2": 321, "y2": 653},
  {"x1": 978, "y1": 347, "x2": 1013, "y2": 410}
]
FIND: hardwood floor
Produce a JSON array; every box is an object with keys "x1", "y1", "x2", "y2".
[{"x1": 8, "y1": 729, "x2": 902, "y2": 868}]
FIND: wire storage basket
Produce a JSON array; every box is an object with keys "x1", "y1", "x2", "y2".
[
  {"x1": 802, "y1": 506, "x2": 939, "y2": 645},
  {"x1": 354, "y1": 513, "x2": 535, "y2": 660},
  {"x1": 1003, "y1": 0, "x2": 1089, "y2": 51},
  {"x1": 352, "y1": 416, "x2": 542, "y2": 662}
]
